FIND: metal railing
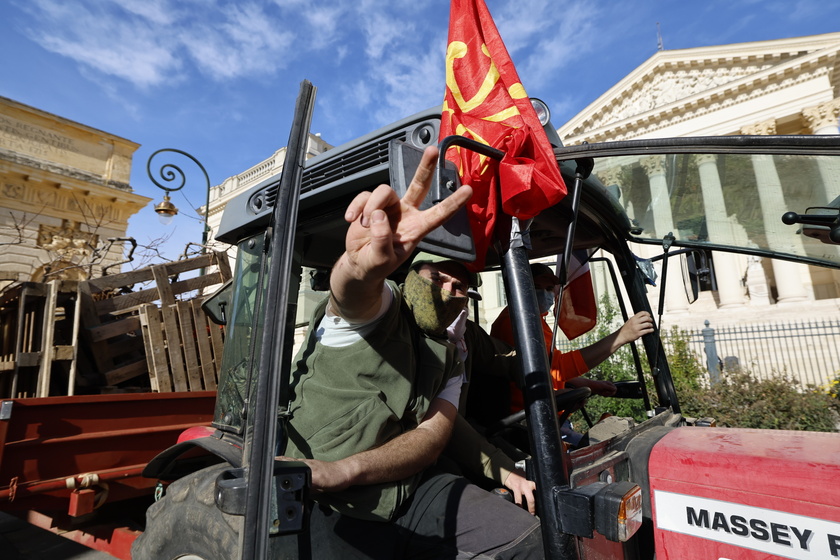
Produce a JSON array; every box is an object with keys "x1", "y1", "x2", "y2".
[{"x1": 675, "y1": 319, "x2": 840, "y2": 388}]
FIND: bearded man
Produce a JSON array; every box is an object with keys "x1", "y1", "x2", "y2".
[{"x1": 278, "y1": 146, "x2": 544, "y2": 559}]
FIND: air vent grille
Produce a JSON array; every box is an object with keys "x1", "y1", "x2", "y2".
[{"x1": 260, "y1": 129, "x2": 409, "y2": 210}]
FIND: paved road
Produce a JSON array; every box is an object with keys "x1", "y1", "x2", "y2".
[{"x1": 0, "y1": 512, "x2": 120, "y2": 560}]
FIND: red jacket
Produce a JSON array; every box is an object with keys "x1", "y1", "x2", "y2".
[{"x1": 490, "y1": 306, "x2": 588, "y2": 412}]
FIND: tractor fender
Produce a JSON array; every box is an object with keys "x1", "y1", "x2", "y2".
[{"x1": 142, "y1": 427, "x2": 243, "y2": 481}]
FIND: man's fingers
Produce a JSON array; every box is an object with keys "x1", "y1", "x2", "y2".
[
  {"x1": 365, "y1": 209, "x2": 396, "y2": 268},
  {"x1": 518, "y1": 486, "x2": 536, "y2": 515},
  {"x1": 346, "y1": 185, "x2": 401, "y2": 227},
  {"x1": 342, "y1": 145, "x2": 471, "y2": 271},
  {"x1": 358, "y1": 184, "x2": 401, "y2": 227},
  {"x1": 416, "y1": 184, "x2": 473, "y2": 238},
  {"x1": 524, "y1": 493, "x2": 535, "y2": 515},
  {"x1": 345, "y1": 191, "x2": 372, "y2": 223}
]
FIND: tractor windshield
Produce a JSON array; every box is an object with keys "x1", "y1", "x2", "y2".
[{"x1": 552, "y1": 137, "x2": 840, "y2": 269}]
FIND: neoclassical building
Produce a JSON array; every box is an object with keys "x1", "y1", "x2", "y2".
[
  {"x1": 0, "y1": 97, "x2": 150, "y2": 289},
  {"x1": 552, "y1": 32, "x2": 840, "y2": 330}
]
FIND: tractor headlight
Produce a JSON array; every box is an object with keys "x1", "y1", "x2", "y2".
[{"x1": 530, "y1": 98, "x2": 551, "y2": 126}]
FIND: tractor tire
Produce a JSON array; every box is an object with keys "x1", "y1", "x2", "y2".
[{"x1": 132, "y1": 463, "x2": 242, "y2": 560}]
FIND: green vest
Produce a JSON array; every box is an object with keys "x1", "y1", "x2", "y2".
[{"x1": 284, "y1": 283, "x2": 461, "y2": 521}]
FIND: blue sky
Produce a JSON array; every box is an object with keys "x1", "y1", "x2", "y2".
[{"x1": 2, "y1": 0, "x2": 839, "y2": 260}]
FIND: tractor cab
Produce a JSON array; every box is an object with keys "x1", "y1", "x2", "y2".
[{"x1": 133, "y1": 86, "x2": 840, "y2": 560}]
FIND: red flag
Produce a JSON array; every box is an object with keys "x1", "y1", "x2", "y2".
[
  {"x1": 441, "y1": 0, "x2": 567, "y2": 269},
  {"x1": 556, "y1": 250, "x2": 597, "y2": 340}
]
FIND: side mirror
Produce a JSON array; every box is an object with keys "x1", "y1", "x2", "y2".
[
  {"x1": 388, "y1": 140, "x2": 476, "y2": 262},
  {"x1": 680, "y1": 252, "x2": 699, "y2": 304},
  {"x1": 649, "y1": 248, "x2": 709, "y2": 308},
  {"x1": 201, "y1": 279, "x2": 233, "y2": 325}
]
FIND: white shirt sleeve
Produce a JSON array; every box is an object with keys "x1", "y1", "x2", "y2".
[
  {"x1": 435, "y1": 375, "x2": 463, "y2": 409},
  {"x1": 316, "y1": 283, "x2": 393, "y2": 347}
]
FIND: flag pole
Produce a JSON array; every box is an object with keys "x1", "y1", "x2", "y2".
[
  {"x1": 556, "y1": 158, "x2": 594, "y2": 288},
  {"x1": 550, "y1": 157, "x2": 594, "y2": 367}
]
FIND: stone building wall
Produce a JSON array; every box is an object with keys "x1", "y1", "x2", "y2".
[{"x1": 0, "y1": 96, "x2": 150, "y2": 289}]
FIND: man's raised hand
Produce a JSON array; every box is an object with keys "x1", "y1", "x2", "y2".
[{"x1": 331, "y1": 146, "x2": 473, "y2": 320}]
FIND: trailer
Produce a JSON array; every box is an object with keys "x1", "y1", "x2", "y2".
[{"x1": 0, "y1": 252, "x2": 226, "y2": 559}]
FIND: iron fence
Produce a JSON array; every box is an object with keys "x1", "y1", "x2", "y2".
[{"x1": 671, "y1": 319, "x2": 840, "y2": 389}]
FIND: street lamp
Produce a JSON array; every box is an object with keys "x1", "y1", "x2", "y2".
[
  {"x1": 154, "y1": 194, "x2": 178, "y2": 225},
  {"x1": 147, "y1": 149, "x2": 210, "y2": 229}
]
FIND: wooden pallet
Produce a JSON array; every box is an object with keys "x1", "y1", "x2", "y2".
[
  {"x1": 0, "y1": 252, "x2": 231, "y2": 396},
  {"x1": 77, "y1": 251, "x2": 231, "y2": 391},
  {"x1": 139, "y1": 299, "x2": 224, "y2": 392},
  {"x1": 0, "y1": 281, "x2": 80, "y2": 398}
]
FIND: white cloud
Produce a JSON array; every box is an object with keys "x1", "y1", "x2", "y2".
[
  {"x1": 180, "y1": 3, "x2": 295, "y2": 81},
  {"x1": 788, "y1": 0, "x2": 821, "y2": 22},
  {"x1": 336, "y1": 44, "x2": 349, "y2": 64},
  {"x1": 300, "y1": 4, "x2": 346, "y2": 48},
  {"x1": 485, "y1": 0, "x2": 602, "y2": 91},
  {"x1": 369, "y1": 46, "x2": 446, "y2": 125},
  {"x1": 361, "y1": 10, "x2": 413, "y2": 60},
  {"x1": 116, "y1": 0, "x2": 177, "y2": 26},
  {"x1": 24, "y1": 0, "x2": 182, "y2": 88},
  {"x1": 492, "y1": 0, "x2": 556, "y2": 54},
  {"x1": 17, "y1": 0, "x2": 446, "y2": 94},
  {"x1": 519, "y1": 3, "x2": 600, "y2": 90},
  {"x1": 342, "y1": 80, "x2": 374, "y2": 110},
  {"x1": 20, "y1": 0, "x2": 302, "y2": 88},
  {"x1": 271, "y1": 0, "x2": 356, "y2": 52}
]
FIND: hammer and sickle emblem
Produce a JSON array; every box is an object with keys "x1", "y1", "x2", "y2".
[
  {"x1": 443, "y1": 41, "x2": 529, "y2": 177},
  {"x1": 444, "y1": 41, "x2": 526, "y2": 123}
]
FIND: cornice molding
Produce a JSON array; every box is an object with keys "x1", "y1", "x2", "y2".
[
  {"x1": 640, "y1": 155, "x2": 666, "y2": 176},
  {"x1": 740, "y1": 119, "x2": 777, "y2": 136},
  {"x1": 1, "y1": 95, "x2": 139, "y2": 150},
  {"x1": 692, "y1": 153, "x2": 718, "y2": 167},
  {"x1": 802, "y1": 97, "x2": 840, "y2": 131},
  {"x1": 0, "y1": 148, "x2": 136, "y2": 192},
  {"x1": 1, "y1": 172, "x2": 149, "y2": 224}
]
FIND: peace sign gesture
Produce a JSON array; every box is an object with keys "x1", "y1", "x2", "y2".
[{"x1": 330, "y1": 146, "x2": 473, "y2": 322}]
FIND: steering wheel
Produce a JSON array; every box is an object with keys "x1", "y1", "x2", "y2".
[{"x1": 486, "y1": 387, "x2": 592, "y2": 438}]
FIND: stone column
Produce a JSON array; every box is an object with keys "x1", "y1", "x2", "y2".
[
  {"x1": 741, "y1": 120, "x2": 810, "y2": 304},
  {"x1": 600, "y1": 166, "x2": 639, "y2": 229},
  {"x1": 745, "y1": 255, "x2": 772, "y2": 306},
  {"x1": 693, "y1": 154, "x2": 745, "y2": 308},
  {"x1": 640, "y1": 155, "x2": 690, "y2": 313},
  {"x1": 803, "y1": 98, "x2": 840, "y2": 135},
  {"x1": 598, "y1": 167, "x2": 624, "y2": 198},
  {"x1": 593, "y1": 166, "x2": 638, "y2": 310}
]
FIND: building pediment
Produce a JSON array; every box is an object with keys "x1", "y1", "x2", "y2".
[
  {"x1": 608, "y1": 58, "x2": 778, "y2": 122},
  {"x1": 559, "y1": 32, "x2": 840, "y2": 143}
]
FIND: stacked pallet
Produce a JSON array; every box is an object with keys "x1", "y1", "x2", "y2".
[
  {"x1": 0, "y1": 281, "x2": 79, "y2": 397},
  {"x1": 0, "y1": 251, "x2": 231, "y2": 398}
]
